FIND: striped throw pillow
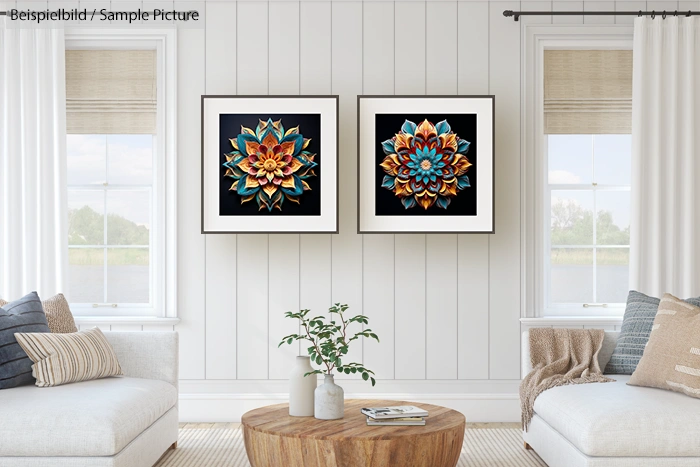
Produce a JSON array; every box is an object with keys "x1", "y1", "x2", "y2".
[
  {"x1": 1, "y1": 294, "x2": 77, "y2": 334},
  {"x1": 14, "y1": 327, "x2": 123, "y2": 387},
  {"x1": 0, "y1": 292, "x2": 51, "y2": 389},
  {"x1": 629, "y1": 294, "x2": 700, "y2": 399}
]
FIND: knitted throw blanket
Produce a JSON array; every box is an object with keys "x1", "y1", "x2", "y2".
[{"x1": 520, "y1": 328, "x2": 615, "y2": 431}]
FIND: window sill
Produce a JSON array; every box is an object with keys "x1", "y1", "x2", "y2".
[
  {"x1": 520, "y1": 316, "x2": 622, "y2": 327},
  {"x1": 74, "y1": 316, "x2": 180, "y2": 326}
]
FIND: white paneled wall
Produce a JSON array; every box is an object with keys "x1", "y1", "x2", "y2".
[{"x1": 142, "y1": 0, "x2": 692, "y2": 422}]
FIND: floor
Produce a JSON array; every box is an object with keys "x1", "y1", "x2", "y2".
[
  {"x1": 157, "y1": 422, "x2": 545, "y2": 467},
  {"x1": 179, "y1": 422, "x2": 522, "y2": 429}
]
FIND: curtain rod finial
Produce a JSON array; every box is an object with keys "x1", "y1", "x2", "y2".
[{"x1": 503, "y1": 10, "x2": 520, "y2": 21}]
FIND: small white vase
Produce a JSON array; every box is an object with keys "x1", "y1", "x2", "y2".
[
  {"x1": 289, "y1": 356, "x2": 316, "y2": 417},
  {"x1": 314, "y1": 374, "x2": 344, "y2": 420}
]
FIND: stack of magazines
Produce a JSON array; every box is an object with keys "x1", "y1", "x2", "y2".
[{"x1": 361, "y1": 405, "x2": 428, "y2": 426}]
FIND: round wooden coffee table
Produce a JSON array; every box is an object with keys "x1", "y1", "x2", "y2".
[{"x1": 241, "y1": 399, "x2": 465, "y2": 467}]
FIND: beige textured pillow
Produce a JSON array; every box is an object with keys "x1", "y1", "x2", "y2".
[
  {"x1": 0, "y1": 294, "x2": 77, "y2": 333},
  {"x1": 628, "y1": 293, "x2": 700, "y2": 398},
  {"x1": 14, "y1": 327, "x2": 123, "y2": 387},
  {"x1": 41, "y1": 294, "x2": 78, "y2": 333}
]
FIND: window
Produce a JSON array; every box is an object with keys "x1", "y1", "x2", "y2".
[
  {"x1": 522, "y1": 36, "x2": 634, "y2": 317},
  {"x1": 67, "y1": 134, "x2": 154, "y2": 309},
  {"x1": 546, "y1": 134, "x2": 631, "y2": 312},
  {"x1": 65, "y1": 31, "x2": 177, "y2": 318}
]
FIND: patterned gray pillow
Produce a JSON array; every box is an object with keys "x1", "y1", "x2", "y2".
[
  {"x1": 0, "y1": 292, "x2": 50, "y2": 389},
  {"x1": 605, "y1": 290, "x2": 700, "y2": 374}
]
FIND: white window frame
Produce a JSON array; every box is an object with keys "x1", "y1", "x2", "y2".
[
  {"x1": 521, "y1": 25, "x2": 632, "y2": 318},
  {"x1": 65, "y1": 29, "x2": 177, "y2": 319}
]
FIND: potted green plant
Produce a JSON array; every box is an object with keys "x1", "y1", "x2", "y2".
[{"x1": 279, "y1": 303, "x2": 379, "y2": 420}]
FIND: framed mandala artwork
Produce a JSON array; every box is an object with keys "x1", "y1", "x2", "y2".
[
  {"x1": 202, "y1": 96, "x2": 338, "y2": 233},
  {"x1": 357, "y1": 96, "x2": 495, "y2": 233}
]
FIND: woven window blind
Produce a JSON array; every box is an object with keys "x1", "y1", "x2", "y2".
[
  {"x1": 66, "y1": 50, "x2": 156, "y2": 134},
  {"x1": 544, "y1": 50, "x2": 632, "y2": 134}
]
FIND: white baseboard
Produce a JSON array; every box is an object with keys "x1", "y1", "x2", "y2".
[{"x1": 178, "y1": 393, "x2": 520, "y2": 423}]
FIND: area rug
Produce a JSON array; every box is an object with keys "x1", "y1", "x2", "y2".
[{"x1": 156, "y1": 425, "x2": 546, "y2": 467}]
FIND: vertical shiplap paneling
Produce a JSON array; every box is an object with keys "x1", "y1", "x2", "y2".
[
  {"x1": 488, "y1": 1, "x2": 521, "y2": 380},
  {"x1": 584, "y1": 1, "x2": 615, "y2": 23},
  {"x1": 267, "y1": 1, "x2": 302, "y2": 379},
  {"x1": 394, "y1": 2, "x2": 426, "y2": 94},
  {"x1": 646, "y1": 0, "x2": 679, "y2": 17},
  {"x1": 236, "y1": 1, "x2": 270, "y2": 380},
  {"x1": 427, "y1": 1, "x2": 458, "y2": 93},
  {"x1": 615, "y1": 1, "x2": 647, "y2": 24},
  {"x1": 268, "y1": 1, "x2": 300, "y2": 95},
  {"x1": 323, "y1": 0, "x2": 364, "y2": 379},
  {"x1": 176, "y1": 20, "x2": 206, "y2": 380},
  {"x1": 362, "y1": 1, "x2": 396, "y2": 380},
  {"x1": 298, "y1": 4, "x2": 334, "y2": 366},
  {"x1": 392, "y1": 1, "x2": 427, "y2": 380},
  {"x1": 553, "y1": 1, "x2": 584, "y2": 23},
  {"x1": 268, "y1": 238, "x2": 301, "y2": 378},
  {"x1": 517, "y1": 1, "x2": 551, "y2": 377},
  {"x1": 331, "y1": 2, "x2": 371, "y2": 379},
  {"x1": 457, "y1": 1, "x2": 491, "y2": 380},
  {"x1": 300, "y1": 2, "x2": 332, "y2": 95},
  {"x1": 679, "y1": 2, "x2": 699, "y2": 17},
  {"x1": 520, "y1": 1, "x2": 553, "y2": 25},
  {"x1": 204, "y1": 1, "x2": 238, "y2": 381},
  {"x1": 425, "y1": 1, "x2": 458, "y2": 380}
]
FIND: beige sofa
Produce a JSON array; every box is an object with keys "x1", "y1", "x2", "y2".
[
  {"x1": 0, "y1": 332, "x2": 179, "y2": 467},
  {"x1": 522, "y1": 330, "x2": 700, "y2": 467}
]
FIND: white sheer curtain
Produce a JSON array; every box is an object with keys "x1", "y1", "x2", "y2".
[
  {"x1": 0, "y1": 24, "x2": 68, "y2": 300},
  {"x1": 631, "y1": 17, "x2": 700, "y2": 297}
]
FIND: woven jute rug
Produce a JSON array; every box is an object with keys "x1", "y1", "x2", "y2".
[{"x1": 156, "y1": 425, "x2": 546, "y2": 467}]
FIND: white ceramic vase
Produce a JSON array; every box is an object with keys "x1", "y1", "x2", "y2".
[
  {"x1": 314, "y1": 374, "x2": 344, "y2": 420},
  {"x1": 289, "y1": 356, "x2": 316, "y2": 417}
]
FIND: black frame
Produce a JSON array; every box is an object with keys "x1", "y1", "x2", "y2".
[
  {"x1": 201, "y1": 95, "x2": 340, "y2": 234},
  {"x1": 357, "y1": 95, "x2": 496, "y2": 234}
]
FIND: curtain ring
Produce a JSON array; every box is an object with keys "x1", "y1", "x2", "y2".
[
  {"x1": 687, "y1": 10, "x2": 692, "y2": 17},
  {"x1": 638, "y1": 10, "x2": 643, "y2": 17},
  {"x1": 651, "y1": 10, "x2": 656, "y2": 19},
  {"x1": 662, "y1": 11, "x2": 667, "y2": 19},
  {"x1": 674, "y1": 10, "x2": 678, "y2": 17}
]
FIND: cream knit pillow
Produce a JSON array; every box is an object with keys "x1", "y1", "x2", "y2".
[
  {"x1": 628, "y1": 293, "x2": 700, "y2": 398},
  {"x1": 14, "y1": 327, "x2": 123, "y2": 387}
]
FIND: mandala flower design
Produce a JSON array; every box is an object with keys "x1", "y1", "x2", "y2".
[
  {"x1": 379, "y1": 119, "x2": 472, "y2": 210},
  {"x1": 223, "y1": 119, "x2": 317, "y2": 211}
]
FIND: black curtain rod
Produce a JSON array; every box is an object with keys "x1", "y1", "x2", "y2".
[{"x1": 504, "y1": 9, "x2": 700, "y2": 21}]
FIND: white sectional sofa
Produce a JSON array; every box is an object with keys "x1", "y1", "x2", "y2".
[
  {"x1": 522, "y1": 331, "x2": 700, "y2": 467},
  {"x1": 0, "y1": 332, "x2": 179, "y2": 467}
]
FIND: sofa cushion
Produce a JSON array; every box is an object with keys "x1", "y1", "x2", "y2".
[
  {"x1": 605, "y1": 291, "x2": 700, "y2": 374},
  {"x1": 628, "y1": 294, "x2": 700, "y2": 399},
  {"x1": 40, "y1": 293, "x2": 78, "y2": 333},
  {"x1": 533, "y1": 374, "x2": 700, "y2": 457},
  {"x1": 0, "y1": 292, "x2": 50, "y2": 389},
  {"x1": 1, "y1": 294, "x2": 78, "y2": 333},
  {"x1": 16, "y1": 327, "x2": 123, "y2": 387},
  {"x1": 0, "y1": 376, "x2": 177, "y2": 456}
]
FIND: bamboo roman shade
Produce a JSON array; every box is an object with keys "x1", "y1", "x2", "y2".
[
  {"x1": 544, "y1": 50, "x2": 632, "y2": 134},
  {"x1": 66, "y1": 50, "x2": 156, "y2": 134}
]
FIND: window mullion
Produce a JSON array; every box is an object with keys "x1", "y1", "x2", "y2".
[
  {"x1": 592, "y1": 136, "x2": 597, "y2": 304},
  {"x1": 103, "y1": 135, "x2": 109, "y2": 305}
]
